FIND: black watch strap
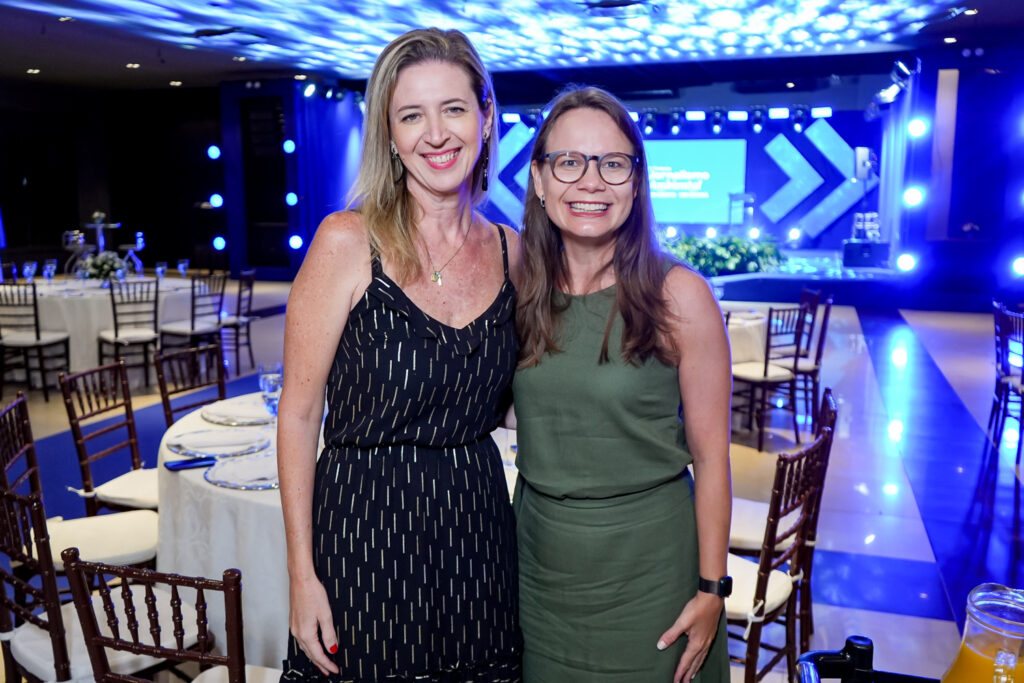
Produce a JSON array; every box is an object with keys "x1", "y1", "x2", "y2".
[{"x1": 698, "y1": 575, "x2": 733, "y2": 598}]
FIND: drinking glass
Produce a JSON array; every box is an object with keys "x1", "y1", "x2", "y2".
[
  {"x1": 155, "y1": 261, "x2": 167, "y2": 280},
  {"x1": 22, "y1": 261, "x2": 37, "y2": 284},
  {"x1": 115, "y1": 268, "x2": 126, "y2": 283},
  {"x1": 177, "y1": 259, "x2": 190, "y2": 278},
  {"x1": 42, "y1": 259, "x2": 58, "y2": 284},
  {"x1": 258, "y1": 362, "x2": 284, "y2": 416}
]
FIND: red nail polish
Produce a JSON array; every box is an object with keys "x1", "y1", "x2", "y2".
[{"x1": 329, "y1": 644, "x2": 338, "y2": 654}]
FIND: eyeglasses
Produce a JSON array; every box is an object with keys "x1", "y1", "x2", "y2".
[{"x1": 541, "y1": 151, "x2": 639, "y2": 185}]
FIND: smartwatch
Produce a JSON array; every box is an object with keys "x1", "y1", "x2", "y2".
[{"x1": 698, "y1": 575, "x2": 733, "y2": 598}]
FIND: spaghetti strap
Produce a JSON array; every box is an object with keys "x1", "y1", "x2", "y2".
[{"x1": 496, "y1": 224, "x2": 510, "y2": 279}]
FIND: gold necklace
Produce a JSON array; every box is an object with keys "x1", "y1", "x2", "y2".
[{"x1": 422, "y1": 224, "x2": 472, "y2": 286}]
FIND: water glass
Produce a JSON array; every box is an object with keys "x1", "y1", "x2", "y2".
[
  {"x1": 258, "y1": 362, "x2": 284, "y2": 416},
  {"x1": 177, "y1": 259, "x2": 190, "y2": 278},
  {"x1": 42, "y1": 259, "x2": 58, "y2": 284},
  {"x1": 155, "y1": 261, "x2": 167, "y2": 280},
  {"x1": 22, "y1": 261, "x2": 37, "y2": 283}
]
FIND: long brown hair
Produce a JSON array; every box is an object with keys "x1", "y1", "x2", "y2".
[
  {"x1": 517, "y1": 85, "x2": 676, "y2": 367},
  {"x1": 348, "y1": 28, "x2": 497, "y2": 284}
]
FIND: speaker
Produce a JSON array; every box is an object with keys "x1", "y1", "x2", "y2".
[{"x1": 843, "y1": 240, "x2": 890, "y2": 268}]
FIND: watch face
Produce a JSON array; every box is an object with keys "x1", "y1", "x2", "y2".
[{"x1": 721, "y1": 576, "x2": 733, "y2": 597}]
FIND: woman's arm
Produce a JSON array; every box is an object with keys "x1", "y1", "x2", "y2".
[
  {"x1": 278, "y1": 211, "x2": 370, "y2": 676},
  {"x1": 656, "y1": 266, "x2": 733, "y2": 683}
]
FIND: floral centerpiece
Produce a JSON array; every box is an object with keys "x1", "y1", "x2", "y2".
[
  {"x1": 664, "y1": 234, "x2": 785, "y2": 277},
  {"x1": 80, "y1": 250, "x2": 127, "y2": 282}
]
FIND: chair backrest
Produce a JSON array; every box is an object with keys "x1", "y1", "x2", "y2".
[
  {"x1": 61, "y1": 547, "x2": 246, "y2": 683},
  {"x1": 191, "y1": 273, "x2": 228, "y2": 330},
  {"x1": 808, "y1": 388, "x2": 838, "y2": 547},
  {"x1": 110, "y1": 279, "x2": 160, "y2": 337},
  {"x1": 0, "y1": 393, "x2": 42, "y2": 497},
  {"x1": 762, "y1": 304, "x2": 808, "y2": 376},
  {"x1": 996, "y1": 304, "x2": 1024, "y2": 380},
  {"x1": 0, "y1": 282, "x2": 41, "y2": 342},
  {"x1": 154, "y1": 344, "x2": 226, "y2": 428},
  {"x1": 0, "y1": 489, "x2": 70, "y2": 681},
  {"x1": 235, "y1": 270, "x2": 256, "y2": 318},
  {"x1": 58, "y1": 361, "x2": 143, "y2": 516},
  {"x1": 754, "y1": 428, "x2": 831, "y2": 600},
  {"x1": 811, "y1": 296, "x2": 834, "y2": 366},
  {"x1": 798, "y1": 288, "x2": 822, "y2": 356}
]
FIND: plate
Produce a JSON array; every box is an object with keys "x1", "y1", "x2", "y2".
[
  {"x1": 201, "y1": 395, "x2": 275, "y2": 426},
  {"x1": 204, "y1": 450, "x2": 279, "y2": 490},
  {"x1": 164, "y1": 428, "x2": 271, "y2": 458}
]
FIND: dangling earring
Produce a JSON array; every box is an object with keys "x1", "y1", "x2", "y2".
[
  {"x1": 480, "y1": 137, "x2": 490, "y2": 191},
  {"x1": 390, "y1": 141, "x2": 404, "y2": 183},
  {"x1": 539, "y1": 196, "x2": 546, "y2": 209}
]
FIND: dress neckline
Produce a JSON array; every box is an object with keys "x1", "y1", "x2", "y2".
[{"x1": 372, "y1": 270, "x2": 512, "y2": 333}]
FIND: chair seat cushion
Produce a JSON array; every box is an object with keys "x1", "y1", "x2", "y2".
[
  {"x1": 724, "y1": 553, "x2": 794, "y2": 625},
  {"x1": 0, "y1": 331, "x2": 70, "y2": 347},
  {"x1": 10, "y1": 585, "x2": 200, "y2": 681},
  {"x1": 219, "y1": 315, "x2": 253, "y2": 327},
  {"x1": 729, "y1": 497, "x2": 798, "y2": 552},
  {"x1": 195, "y1": 665, "x2": 285, "y2": 683},
  {"x1": 95, "y1": 467, "x2": 159, "y2": 509},
  {"x1": 46, "y1": 509, "x2": 158, "y2": 570},
  {"x1": 732, "y1": 361, "x2": 796, "y2": 383},
  {"x1": 161, "y1": 317, "x2": 220, "y2": 335},
  {"x1": 98, "y1": 328, "x2": 158, "y2": 344}
]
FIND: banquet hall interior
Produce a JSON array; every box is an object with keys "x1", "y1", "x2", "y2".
[{"x1": 1, "y1": 1, "x2": 1024, "y2": 681}]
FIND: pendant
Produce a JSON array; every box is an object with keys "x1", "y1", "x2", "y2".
[{"x1": 431, "y1": 271, "x2": 442, "y2": 286}]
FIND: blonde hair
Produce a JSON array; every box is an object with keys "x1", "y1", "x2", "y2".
[{"x1": 349, "y1": 28, "x2": 497, "y2": 284}]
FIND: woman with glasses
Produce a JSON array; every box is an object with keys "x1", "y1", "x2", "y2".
[
  {"x1": 512, "y1": 86, "x2": 731, "y2": 682},
  {"x1": 278, "y1": 28, "x2": 521, "y2": 682}
]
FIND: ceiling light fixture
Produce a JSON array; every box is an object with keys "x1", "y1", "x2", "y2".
[
  {"x1": 233, "y1": 56, "x2": 247, "y2": 61},
  {"x1": 943, "y1": 37, "x2": 957, "y2": 44},
  {"x1": 58, "y1": 16, "x2": 75, "y2": 22},
  {"x1": 964, "y1": 8, "x2": 978, "y2": 15},
  {"x1": 169, "y1": 80, "x2": 182, "y2": 87},
  {"x1": 294, "y1": 74, "x2": 308, "y2": 81},
  {"x1": 126, "y1": 63, "x2": 141, "y2": 69},
  {"x1": 26, "y1": 68, "x2": 40, "y2": 74}
]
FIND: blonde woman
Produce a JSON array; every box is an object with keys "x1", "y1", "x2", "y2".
[{"x1": 278, "y1": 28, "x2": 521, "y2": 682}]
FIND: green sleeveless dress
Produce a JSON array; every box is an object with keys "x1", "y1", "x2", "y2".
[{"x1": 512, "y1": 283, "x2": 729, "y2": 683}]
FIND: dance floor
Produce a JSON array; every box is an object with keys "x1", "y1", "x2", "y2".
[{"x1": 8, "y1": 278, "x2": 1020, "y2": 681}]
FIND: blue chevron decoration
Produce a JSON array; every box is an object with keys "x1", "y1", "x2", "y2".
[
  {"x1": 761, "y1": 134, "x2": 824, "y2": 223},
  {"x1": 800, "y1": 119, "x2": 879, "y2": 237},
  {"x1": 488, "y1": 121, "x2": 535, "y2": 226}
]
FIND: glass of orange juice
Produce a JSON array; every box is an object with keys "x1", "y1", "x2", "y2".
[{"x1": 942, "y1": 583, "x2": 1024, "y2": 683}]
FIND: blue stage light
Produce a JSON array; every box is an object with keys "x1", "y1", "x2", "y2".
[
  {"x1": 768, "y1": 107, "x2": 790, "y2": 120},
  {"x1": 501, "y1": 113, "x2": 521, "y2": 124},
  {"x1": 303, "y1": 83, "x2": 316, "y2": 98},
  {"x1": 788, "y1": 228, "x2": 801, "y2": 241},
  {"x1": 285, "y1": 192, "x2": 298, "y2": 206},
  {"x1": 727, "y1": 111, "x2": 748, "y2": 122},
  {"x1": 642, "y1": 113, "x2": 655, "y2": 136},
  {"x1": 896, "y1": 253, "x2": 917, "y2": 271},
  {"x1": 206, "y1": 145, "x2": 221, "y2": 160},
  {"x1": 903, "y1": 187, "x2": 924, "y2": 206},
  {"x1": 810, "y1": 107, "x2": 833, "y2": 119},
  {"x1": 629, "y1": 111, "x2": 640, "y2": 123},
  {"x1": 664, "y1": 226, "x2": 678, "y2": 238},
  {"x1": 283, "y1": 139, "x2": 296, "y2": 154},
  {"x1": 289, "y1": 235, "x2": 304, "y2": 250},
  {"x1": 685, "y1": 111, "x2": 706, "y2": 122},
  {"x1": 212, "y1": 236, "x2": 226, "y2": 251},
  {"x1": 1013, "y1": 256, "x2": 1024, "y2": 276},
  {"x1": 907, "y1": 118, "x2": 928, "y2": 137},
  {"x1": 748, "y1": 227, "x2": 760, "y2": 240},
  {"x1": 209, "y1": 193, "x2": 224, "y2": 208},
  {"x1": 705, "y1": 227, "x2": 717, "y2": 238}
]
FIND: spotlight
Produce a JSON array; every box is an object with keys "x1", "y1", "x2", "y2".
[
  {"x1": 212, "y1": 236, "x2": 226, "y2": 251},
  {"x1": 501, "y1": 112, "x2": 521, "y2": 124},
  {"x1": 710, "y1": 110, "x2": 724, "y2": 135},
  {"x1": 896, "y1": 253, "x2": 917, "y2": 271},
  {"x1": 768, "y1": 107, "x2": 789, "y2": 120},
  {"x1": 751, "y1": 109, "x2": 765, "y2": 134},
  {"x1": 669, "y1": 113, "x2": 681, "y2": 136},
  {"x1": 303, "y1": 83, "x2": 316, "y2": 98},
  {"x1": 629, "y1": 111, "x2": 640, "y2": 123},
  {"x1": 893, "y1": 60, "x2": 913, "y2": 79},
  {"x1": 324, "y1": 88, "x2": 333, "y2": 99},
  {"x1": 685, "y1": 110, "x2": 706, "y2": 122},
  {"x1": 705, "y1": 226, "x2": 717, "y2": 238},
  {"x1": 288, "y1": 235, "x2": 304, "y2": 250},
  {"x1": 727, "y1": 110, "x2": 748, "y2": 122},
  {"x1": 283, "y1": 139, "x2": 296, "y2": 154},
  {"x1": 792, "y1": 109, "x2": 807, "y2": 133},
  {"x1": 748, "y1": 227, "x2": 760, "y2": 240},
  {"x1": 209, "y1": 193, "x2": 224, "y2": 208},
  {"x1": 643, "y1": 113, "x2": 656, "y2": 136},
  {"x1": 907, "y1": 118, "x2": 928, "y2": 137},
  {"x1": 903, "y1": 187, "x2": 924, "y2": 206},
  {"x1": 788, "y1": 228, "x2": 802, "y2": 242},
  {"x1": 206, "y1": 145, "x2": 221, "y2": 160},
  {"x1": 285, "y1": 192, "x2": 298, "y2": 206},
  {"x1": 810, "y1": 107, "x2": 832, "y2": 119},
  {"x1": 664, "y1": 226, "x2": 678, "y2": 239},
  {"x1": 1012, "y1": 256, "x2": 1024, "y2": 277}
]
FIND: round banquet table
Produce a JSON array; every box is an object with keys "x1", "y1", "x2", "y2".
[
  {"x1": 722, "y1": 306, "x2": 767, "y2": 364},
  {"x1": 157, "y1": 396, "x2": 518, "y2": 669}
]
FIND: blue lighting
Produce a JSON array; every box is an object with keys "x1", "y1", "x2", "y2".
[
  {"x1": 882, "y1": 483, "x2": 900, "y2": 496},
  {"x1": 748, "y1": 227, "x2": 760, "y2": 240},
  {"x1": 664, "y1": 226, "x2": 678, "y2": 239},
  {"x1": 209, "y1": 193, "x2": 224, "y2": 208},
  {"x1": 212, "y1": 236, "x2": 226, "y2": 251},
  {"x1": 1012, "y1": 256, "x2": 1024, "y2": 277},
  {"x1": 303, "y1": 83, "x2": 316, "y2": 98},
  {"x1": 685, "y1": 111, "x2": 706, "y2": 122},
  {"x1": 891, "y1": 346, "x2": 907, "y2": 367},
  {"x1": 36, "y1": 1, "x2": 959, "y2": 77},
  {"x1": 705, "y1": 227, "x2": 717, "y2": 238},
  {"x1": 628, "y1": 112, "x2": 640, "y2": 123},
  {"x1": 788, "y1": 228, "x2": 801, "y2": 241},
  {"x1": 285, "y1": 192, "x2": 298, "y2": 206},
  {"x1": 501, "y1": 113, "x2": 521, "y2": 124},
  {"x1": 288, "y1": 234, "x2": 304, "y2": 250},
  {"x1": 810, "y1": 107, "x2": 832, "y2": 119},
  {"x1": 887, "y1": 419, "x2": 904, "y2": 442},
  {"x1": 903, "y1": 187, "x2": 924, "y2": 206},
  {"x1": 283, "y1": 139, "x2": 296, "y2": 154},
  {"x1": 727, "y1": 111, "x2": 748, "y2": 122},
  {"x1": 907, "y1": 118, "x2": 928, "y2": 137},
  {"x1": 896, "y1": 253, "x2": 917, "y2": 272},
  {"x1": 206, "y1": 145, "x2": 221, "y2": 160},
  {"x1": 768, "y1": 107, "x2": 790, "y2": 120}
]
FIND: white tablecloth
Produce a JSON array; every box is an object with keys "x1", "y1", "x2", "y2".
[
  {"x1": 157, "y1": 396, "x2": 515, "y2": 668},
  {"x1": 724, "y1": 309, "x2": 767, "y2": 364},
  {"x1": 35, "y1": 277, "x2": 193, "y2": 375}
]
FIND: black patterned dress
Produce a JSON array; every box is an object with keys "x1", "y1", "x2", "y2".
[{"x1": 281, "y1": 227, "x2": 521, "y2": 682}]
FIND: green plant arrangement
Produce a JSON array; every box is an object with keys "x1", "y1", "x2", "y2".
[
  {"x1": 663, "y1": 234, "x2": 785, "y2": 277},
  {"x1": 80, "y1": 250, "x2": 127, "y2": 281}
]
